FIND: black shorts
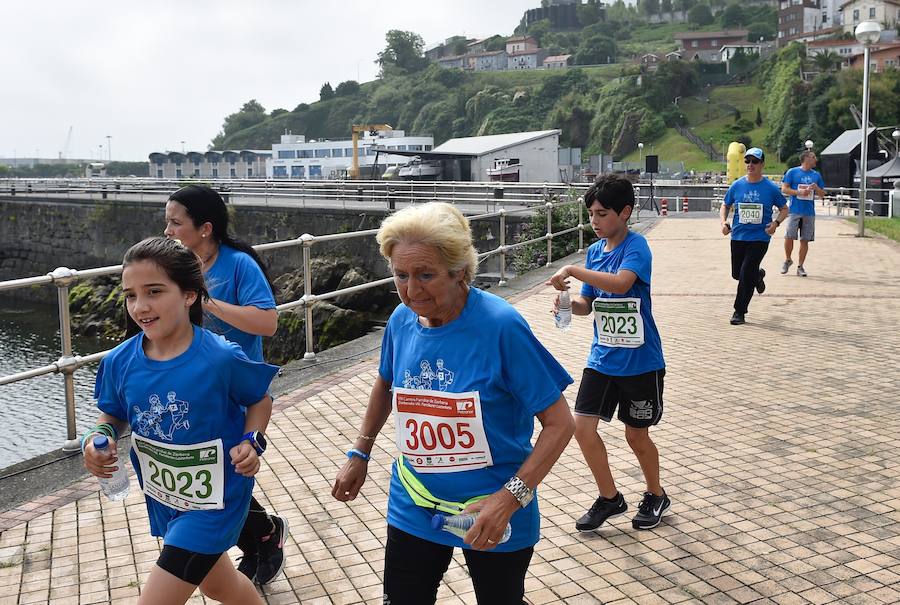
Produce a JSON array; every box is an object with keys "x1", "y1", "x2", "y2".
[
  {"x1": 157, "y1": 545, "x2": 222, "y2": 585},
  {"x1": 574, "y1": 367, "x2": 665, "y2": 428}
]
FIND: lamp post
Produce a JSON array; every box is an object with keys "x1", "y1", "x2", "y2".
[
  {"x1": 106, "y1": 135, "x2": 112, "y2": 162},
  {"x1": 892, "y1": 130, "x2": 900, "y2": 157},
  {"x1": 181, "y1": 140, "x2": 186, "y2": 154},
  {"x1": 638, "y1": 142, "x2": 644, "y2": 172},
  {"x1": 805, "y1": 140, "x2": 814, "y2": 151},
  {"x1": 855, "y1": 20, "x2": 882, "y2": 237}
]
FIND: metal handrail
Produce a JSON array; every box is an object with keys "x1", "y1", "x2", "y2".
[{"x1": 0, "y1": 192, "x2": 591, "y2": 452}]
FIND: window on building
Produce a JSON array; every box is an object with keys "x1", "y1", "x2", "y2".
[
  {"x1": 278, "y1": 150, "x2": 295, "y2": 159},
  {"x1": 309, "y1": 165, "x2": 322, "y2": 178},
  {"x1": 212, "y1": 168, "x2": 219, "y2": 177},
  {"x1": 157, "y1": 169, "x2": 164, "y2": 178},
  {"x1": 301, "y1": 150, "x2": 314, "y2": 158},
  {"x1": 853, "y1": 9, "x2": 859, "y2": 20},
  {"x1": 315, "y1": 149, "x2": 330, "y2": 158},
  {"x1": 230, "y1": 168, "x2": 236, "y2": 177},
  {"x1": 691, "y1": 41, "x2": 699, "y2": 48},
  {"x1": 408, "y1": 145, "x2": 423, "y2": 151},
  {"x1": 397, "y1": 145, "x2": 407, "y2": 151},
  {"x1": 425, "y1": 145, "x2": 433, "y2": 151},
  {"x1": 291, "y1": 165, "x2": 305, "y2": 178},
  {"x1": 869, "y1": 7, "x2": 876, "y2": 17},
  {"x1": 332, "y1": 148, "x2": 343, "y2": 157},
  {"x1": 194, "y1": 169, "x2": 200, "y2": 177},
  {"x1": 345, "y1": 148, "x2": 353, "y2": 157},
  {"x1": 711, "y1": 39, "x2": 717, "y2": 47},
  {"x1": 247, "y1": 167, "x2": 253, "y2": 177},
  {"x1": 273, "y1": 166, "x2": 287, "y2": 178},
  {"x1": 176, "y1": 169, "x2": 183, "y2": 178}
]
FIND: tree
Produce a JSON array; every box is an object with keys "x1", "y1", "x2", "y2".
[
  {"x1": 527, "y1": 19, "x2": 552, "y2": 45},
  {"x1": 812, "y1": 50, "x2": 842, "y2": 72},
  {"x1": 484, "y1": 35, "x2": 506, "y2": 52},
  {"x1": 376, "y1": 30, "x2": 427, "y2": 76},
  {"x1": 677, "y1": 0, "x2": 697, "y2": 19},
  {"x1": 643, "y1": 0, "x2": 661, "y2": 18},
  {"x1": 335, "y1": 80, "x2": 361, "y2": 96},
  {"x1": 756, "y1": 107, "x2": 763, "y2": 126},
  {"x1": 574, "y1": 34, "x2": 617, "y2": 65},
  {"x1": 211, "y1": 99, "x2": 267, "y2": 147},
  {"x1": 721, "y1": 3, "x2": 745, "y2": 27},
  {"x1": 270, "y1": 108, "x2": 288, "y2": 118},
  {"x1": 688, "y1": 4, "x2": 714, "y2": 25},
  {"x1": 662, "y1": 0, "x2": 673, "y2": 17},
  {"x1": 319, "y1": 82, "x2": 334, "y2": 101},
  {"x1": 747, "y1": 21, "x2": 776, "y2": 41}
]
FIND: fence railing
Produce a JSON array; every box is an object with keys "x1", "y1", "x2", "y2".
[{"x1": 0, "y1": 188, "x2": 596, "y2": 452}]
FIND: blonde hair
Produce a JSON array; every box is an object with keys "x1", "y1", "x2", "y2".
[{"x1": 376, "y1": 202, "x2": 479, "y2": 283}]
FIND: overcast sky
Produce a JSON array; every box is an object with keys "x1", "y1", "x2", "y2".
[{"x1": 3, "y1": 1, "x2": 535, "y2": 161}]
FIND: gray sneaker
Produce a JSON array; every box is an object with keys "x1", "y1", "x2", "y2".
[
  {"x1": 781, "y1": 259, "x2": 793, "y2": 274},
  {"x1": 797, "y1": 265, "x2": 807, "y2": 277}
]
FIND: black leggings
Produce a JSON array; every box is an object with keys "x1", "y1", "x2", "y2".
[
  {"x1": 383, "y1": 525, "x2": 534, "y2": 605},
  {"x1": 236, "y1": 496, "x2": 274, "y2": 554},
  {"x1": 730, "y1": 240, "x2": 769, "y2": 314}
]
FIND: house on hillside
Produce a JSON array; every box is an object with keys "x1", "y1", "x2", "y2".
[
  {"x1": 806, "y1": 37, "x2": 865, "y2": 60},
  {"x1": 781, "y1": 25, "x2": 844, "y2": 46},
  {"x1": 641, "y1": 53, "x2": 662, "y2": 70},
  {"x1": 848, "y1": 42, "x2": 900, "y2": 71},
  {"x1": 543, "y1": 54, "x2": 572, "y2": 68},
  {"x1": 506, "y1": 35, "x2": 539, "y2": 54},
  {"x1": 674, "y1": 30, "x2": 749, "y2": 61},
  {"x1": 839, "y1": 0, "x2": 900, "y2": 35},
  {"x1": 508, "y1": 48, "x2": 549, "y2": 70},
  {"x1": 720, "y1": 43, "x2": 766, "y2": 72},
  {"x1": 778, "y1": 0, "x2": 827, "y2": 47},
  {"x1": 474, "y1": 50, "x2": 508, "y2": 71}
]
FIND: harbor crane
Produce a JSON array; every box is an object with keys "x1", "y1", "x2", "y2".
[{"x1": 350, "y1": 124, "x2": 392, "y2": 179}]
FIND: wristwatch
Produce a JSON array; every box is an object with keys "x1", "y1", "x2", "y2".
[
  {"x1": 504, "y1": 476, "x2": 534, "y2": 508},
  {"x1": 775, "y1": 218, "x2": 782, "y2": 226},
  {"x1": 242, "y1": 430, "x2": 267, "y2": 456}
]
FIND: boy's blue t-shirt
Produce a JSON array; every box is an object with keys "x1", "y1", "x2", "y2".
[
  {"x1": 782, "y1": 167, "x2": 825, "y2": 216},
  {"x1": 94, "y1": 325, "x2": 279, "y2": 554},
  {"x1": 724, "y1": 177, "x2": 787, "y2": 241},
  {"x1": 580, "y1": 231, "x2": 665, "y2": 376},
  {"x1": 378, "y1": 288, "x2": 573, "y2": 552},
  {"x1": 204, "y1": 244, "x2": 275, "y2": 362}
]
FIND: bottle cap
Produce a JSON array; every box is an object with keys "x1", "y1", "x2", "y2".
[
  {"x1": 430, "y1": 513, "x2": 446, "y2": 530},
  {"x1": 92, "y1": 435, "x2": 109, "y2": 450}
]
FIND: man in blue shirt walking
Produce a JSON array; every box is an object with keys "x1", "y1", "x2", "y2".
[{"x1": 780, "y1": 150, "x2": 826, "y2": 277}]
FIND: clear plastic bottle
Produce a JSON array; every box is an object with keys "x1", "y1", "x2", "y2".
[
  {"x1": 92, "y1": 435, "x2": 130, "y2": 501},
  {"x1": 431, "y1": 513, "x2": 512, "y2": 544},
  {"x1": 554, "y1": 289, "x2": 572, "y2": 331}
]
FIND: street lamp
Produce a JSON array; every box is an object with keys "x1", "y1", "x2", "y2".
[
  {"x1": 804, "y1": 140, "x2": 814, "y2": 150},
  {"x1": 106, "y1": 135, "x2": 112, "y2": 162},
  {"x1": 855, "y1": 20, "x2": 882, "y2": 237},
  {"x1": 638, "y1": 142, "x2": 644, "y2": 172},
  {"x1": 892, "y1": 130, "x2": 900, "y2": 157},
  {"x1": 180, "y1": 140, "x2": 186, "y2": 153}
]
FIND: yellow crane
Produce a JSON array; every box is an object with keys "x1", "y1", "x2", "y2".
[{"x1": 350, "y1": 124, "x2": 392, "y2": 179}]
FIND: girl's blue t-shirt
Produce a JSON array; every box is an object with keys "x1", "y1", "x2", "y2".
[
  {"x1": 94, "y1": 325, "x2": 279, "y2": 554},
  {"x1": 204, "y1": 244, "x2": 276, "y2": 362},
  {"x1": 723, "y1": 177, "x2": 787, "y2": 241},
  {"x1": 580, "y1": 231, "x2": 665, "y2": 376},
  {"x1": 378, "y1": 287, "x2": 573, "y2": 552}
]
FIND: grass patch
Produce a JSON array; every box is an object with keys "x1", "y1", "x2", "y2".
[
  {"x1": 847, "y1": 217, "x2": 900, "y2": 242},
  {"x1": 470, "y1": 64, "x2": 620, "y2": 88},
  {"x1": 619, "y1": 129, "x2": 725, "y2": 172}
]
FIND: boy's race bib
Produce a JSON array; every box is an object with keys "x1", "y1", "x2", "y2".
[{"x1": 593, "y1": 298, "x2": 644, "y2": 348}]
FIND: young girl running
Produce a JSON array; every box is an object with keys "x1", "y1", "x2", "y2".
[{"x1": 82, "y1": 237, "x2": 278, "y2": 604}]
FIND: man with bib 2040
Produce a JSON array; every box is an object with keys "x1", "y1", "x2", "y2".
[
  {"x1": 720, "y1": 147, "x2": 788, "y2": 325},
  {"x1": 332, "y1": 202, "x2": 575, "y2": 605}
]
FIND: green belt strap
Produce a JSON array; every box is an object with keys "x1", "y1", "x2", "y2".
[{"x1": 395, "y1": 454, "x2": 486, "y2": 515}]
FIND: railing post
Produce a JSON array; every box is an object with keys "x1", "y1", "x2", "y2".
[
  {"x1": 545, "y1": 200, "x2": 553, "y2": 267},
  {"x1": 49, "y1": 267, "x2": 81, "y2": 451},
  {"x1": 577, "y1": 197, "x2": 585, "y2": 253},
  {"x1": 301, "y1": 234, "x2": 317, "y2": 360},
  {"x1": 498, "y1": 209, "x2": 507, "y2": 287}
]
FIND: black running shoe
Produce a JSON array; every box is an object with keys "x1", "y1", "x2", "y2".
[
  {"x1": 756, "y1": 268, "x2": 766, "y2": 294},
  {"x1": 575, "y1": 492, "x2": 627, "y2": 531},
  {"x1": 256, "y1": 515, "x2": 289, "y2": 585},
  {"x1": 632, "y1": 491, "x2": 671, "y2": 530},
  {"x1": 236, "y1": 553, "x2": 258, "y2": 582},
  {"x1": 730, "y1": 312, "x2": 745, "y2": 325}
]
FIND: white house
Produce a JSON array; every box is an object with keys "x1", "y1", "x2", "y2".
[
  {"x1": 266, "y1": 131, "x2": 434, "y2": 179},
  {"x1": 839, "y1": 0, "x2": 900, "y2": 34}
]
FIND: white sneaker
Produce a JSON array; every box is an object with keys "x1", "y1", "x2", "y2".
[
  {"x1": 781, "y1": 259, "x2": 793, "y2": 274},
  {"x1": 797, "y1": 265, "x2": 807, "y2": 277}
]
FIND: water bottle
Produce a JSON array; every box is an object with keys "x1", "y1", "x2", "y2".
[
  {"x1": 92, "y1": 435, "x2": 130, "y2": 501},
  {"x1": 431, "y1": 513, "x2": 512, "y2": 544},
  {"x1": 554, "y1": 289, "x2": 572, "y2": 331}
]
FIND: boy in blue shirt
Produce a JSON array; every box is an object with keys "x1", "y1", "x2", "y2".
[
  {"x1": 780, "y1": 150, "x2": 826, "y2": 277},
  {"x1": 720, "y1": 147, "x2": 788, "y2": 325},
  {"x1": 548, "y1": 174, "x2": 669, "y2": 531}
]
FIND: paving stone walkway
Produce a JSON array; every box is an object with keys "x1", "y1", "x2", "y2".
[{"x1": 1, "y1": 216, "x2": 898, "y2": 604}]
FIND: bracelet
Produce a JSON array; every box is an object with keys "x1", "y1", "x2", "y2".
[
  {"x1": 347, "y1": 448, "x2": 370, "y2": 462},
  {"x1": 356, "y1": 434, "x2": 375, "y2": 442}
]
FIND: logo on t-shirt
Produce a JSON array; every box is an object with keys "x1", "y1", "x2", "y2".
[
  {"x1": 132, "y1": 391, "x2": 191, "y2": 441},
  {"x1": 402, "y1": 358, "x2": 455, "y2": 392}
]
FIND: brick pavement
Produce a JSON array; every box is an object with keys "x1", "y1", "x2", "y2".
[{"x1": 1, "y1": 216, "x2": 898, "y2": 604}]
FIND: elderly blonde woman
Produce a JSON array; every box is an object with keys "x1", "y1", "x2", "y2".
[{"x1": 332, "y1": 202, "x2": 575, "y2": 605}]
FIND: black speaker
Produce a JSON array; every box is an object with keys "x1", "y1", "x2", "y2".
[{"x1": 645, "y1": 154, "x2": 659, "y2": 174}]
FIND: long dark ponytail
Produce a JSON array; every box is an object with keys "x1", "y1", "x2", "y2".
[{"x1": 168, "y1": 184, "x2": 278, "y2": 296}]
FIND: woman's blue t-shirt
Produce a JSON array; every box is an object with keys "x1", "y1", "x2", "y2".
[
  {"x1": 204, "y1": 244, "x2": 276, "y2": 362},
  {"x1": 580, "y1": 231, "x2": 665, "y2": 376},
  {"x1": 94, "y1": 325, "x2": 279, "y2": 554},
  {"x1": 724, "y1": 177, "x2": 787, "y2": 241},
  {"x1": 378, "y1": 287, "x2": 573, "y2": 552}
]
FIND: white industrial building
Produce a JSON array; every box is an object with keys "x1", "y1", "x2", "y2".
[
  {"x1": 429, "y1": 130, "x2": 561, "y2": 183},
  {"x1": 266, "y1": 130, "x2": 434, "y2": 179}
]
